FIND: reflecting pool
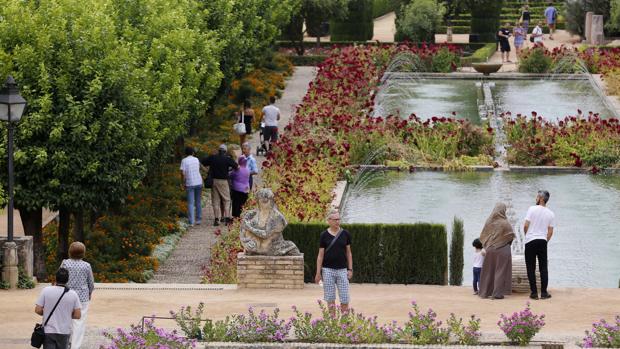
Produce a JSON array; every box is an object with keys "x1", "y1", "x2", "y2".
[{"x1": 342, "y1": 171, "x2": 620, "y2": 288}]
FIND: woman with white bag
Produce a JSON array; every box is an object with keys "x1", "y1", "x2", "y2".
[{"x1": 236, "y1": 100, "x2": 254, "y2": 145}]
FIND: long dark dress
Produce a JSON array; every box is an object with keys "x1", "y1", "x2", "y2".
[{"x1": 478, "y1": 243, "x2": 512, "y2": 298}]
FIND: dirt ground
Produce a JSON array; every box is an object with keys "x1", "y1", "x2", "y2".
[{"x1": 1, "y1": 284, "x2": 618, "y2": 348}]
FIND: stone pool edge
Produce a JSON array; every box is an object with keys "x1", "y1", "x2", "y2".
[{"x1": 352, "y1": 165, "x2": 620, "y2": 175}]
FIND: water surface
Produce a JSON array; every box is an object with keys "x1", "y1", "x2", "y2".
[{"x1": 342, "y1": 171, "x2": 620, "y2": 288}]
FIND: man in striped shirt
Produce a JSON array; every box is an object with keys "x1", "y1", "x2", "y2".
[{"x1": 180, "y1": 146, "x2": 203, "y2": 226}]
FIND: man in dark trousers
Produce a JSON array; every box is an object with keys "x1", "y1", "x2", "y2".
[
  {"x1": 201, "y1": 144, "x2": 238, "y2": 226},
  {"x1": 524, "y1": 190, "x2": 555, "y2": 300},
  {"x1": 315, "y1": 209, "x2": 353, "y2": 315}
]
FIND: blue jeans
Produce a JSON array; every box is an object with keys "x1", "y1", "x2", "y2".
[
  {"x1": 186, "y1": 185, "x2": 202, "y2": 224},
  {"x1": 473, "y1": 267, "x2": 482, "y2": 292}
]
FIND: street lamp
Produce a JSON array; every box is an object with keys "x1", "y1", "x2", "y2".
[{"x1": 0, "y1": 76, "x2": 27, "y2": 289}]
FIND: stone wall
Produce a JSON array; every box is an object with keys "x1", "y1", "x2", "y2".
[
  {"x1": 0, "y1": 236, "x2": 34, "y2": 278},
  {"x1": 237, "y1": 253, "x2": 304, "y2": 289}
]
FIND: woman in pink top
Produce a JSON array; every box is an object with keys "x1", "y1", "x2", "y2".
[{"x1": 230, "y1": 157, "x2": 251, "y2": 218}]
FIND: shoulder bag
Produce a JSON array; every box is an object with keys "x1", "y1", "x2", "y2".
[
  {"x1": 31, "y1": 287, "x2": 69, "y2": 348},
  {"x1": 204, "y1": 168, "x2": 214, "y2": 188},
  {"x1": 324, "y1": 229, "x2": 343, "y2": 254},
  {"x1": 233, "y1": 111, "x2": 247, "y2": 135}
]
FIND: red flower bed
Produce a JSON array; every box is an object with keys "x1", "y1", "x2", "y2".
[{"x1": 503, "y1": 112, "x2": 620, "y2": 169}]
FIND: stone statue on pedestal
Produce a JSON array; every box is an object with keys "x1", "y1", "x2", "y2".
[{"x1": 240, "y1": 188, "x2": 301, "y2": 256}]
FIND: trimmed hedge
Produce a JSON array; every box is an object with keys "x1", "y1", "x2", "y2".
[
  {"x1": 283, "y1": 223, "x2": 448, "y2": 285},
  {"x1": 331, "y1": 0, "x2": 374, "y2": 41},
  {"x1": 460, "y1": 43, "x2": 497, "y2": 66},
  {"x1": 438, "y1": 22, "x2": 565, "y2": 35},
  {"x1": 373, "y1": 0, "x2": 399, "y2": 18},
  {"x1": 449, "y1": 217, "x2": 464, "y2": 286},
  {"x1": 287, "y1": 55, "x2": 328, "y2": 66}
]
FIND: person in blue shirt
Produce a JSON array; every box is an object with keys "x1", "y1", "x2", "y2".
[
  {"x1": 241, "y1": 142, "x2": 259, "y2": 190},
  {"x1": 544, "y1": 5, "x2": 558, "y2": 40}
]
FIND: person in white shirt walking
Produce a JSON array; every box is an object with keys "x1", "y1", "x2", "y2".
[
  {"x1": 524, "y1": 190, "x2": 555, "y2": 300},
  {"x1": 35, "y1": 268, "x2": 82, "y2": 349},
  {"x1": 180, "y1": 146, "x2": 203, "y2": 226},
  {"x1": 261, "y1": 96, "x2": 281, "y2": 152}
]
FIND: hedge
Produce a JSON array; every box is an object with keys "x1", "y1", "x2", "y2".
[
  {"x1": 437, "y1": 22, "x2": 565, "y2": 35},
  {"x1": 372, "y1": 0, "x2": 399, "y2": 18},
  {"x1": 331, "y1": 0, "x2": 374, "y2": 41},
  {"x1": 460, "y1": 43, "x2": 497, "y2": 66},
  {"x1": 287, "y1": 55, "x2": 328, "y2": 66},
  {"x1": 449, "y1": 217, "x2": 464, "y2": 286},
  {"x1": 283, "y1": 223, "x2": 448, "y2": 285}
]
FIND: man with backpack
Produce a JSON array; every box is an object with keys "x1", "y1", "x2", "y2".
[
  {"x1": 544, "y1": 4, "x2": 558, "y2": 40},
  {"x1": 315, "y1": 210, "x2": 353, "y2": 315},
  {"x1": 34, "y1": 268, "x2": 81, "y2": 349}
]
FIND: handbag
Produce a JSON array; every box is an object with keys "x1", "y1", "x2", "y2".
[
  {"x1": 233, "y1": 111, "x2": 247, "y2": 135},
  {"x1": 31, "y1": 287, "x2": 69, "y2": 348},
  {"x1": 529, "y1": 36, "x2": 534, "y2": 43}
]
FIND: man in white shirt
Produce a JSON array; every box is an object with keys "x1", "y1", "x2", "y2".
[
  {"x1": 180, "y1": 146, "x2": 203, "y2": 226},
  {"x1": 523, "y1": 190, "x2": 555, "y2": 300},
  {"x1": 35, "y1": 268, "x2": 81, "y2": 349},
  {"x1": 532, "y1": 21, "x2": 544, "y2": 45},
  {"x1": 261, "y1": 96, "x2": 280, "y2": 151}
]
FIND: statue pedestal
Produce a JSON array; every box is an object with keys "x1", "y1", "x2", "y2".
[
  {"x1": 237, "y1": 253, "x2": 304, "y2": 289},
  {"x1": 512, "y1": 255, "x2": 541, "y2": 293}
]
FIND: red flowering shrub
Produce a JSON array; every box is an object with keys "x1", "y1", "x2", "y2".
[{"x1": 503, "y1": 112, "x2": 620, "y2": 168}]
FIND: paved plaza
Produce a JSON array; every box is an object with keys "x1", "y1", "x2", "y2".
[{"x1": 0, "y1": 284, "x2": 618, "y2": 348}]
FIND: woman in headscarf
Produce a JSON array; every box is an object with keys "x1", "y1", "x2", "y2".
[{"x1": 478, "y1": 202, "x2": 515, "y2": 299}]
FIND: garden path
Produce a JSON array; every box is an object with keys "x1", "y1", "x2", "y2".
[
  {"x1": 489, "y1": 29, "x2": 580, "y2": 72},
  {"x1": 150, "y1": 66, "x2": 317, "y2": 284}
]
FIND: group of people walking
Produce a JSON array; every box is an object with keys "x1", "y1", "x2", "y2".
[
  {"x1": 497, "y1": 4, "x2": 558, "y2": 63},
  {"x1": 180, "y1": 97, "x2": 280, "y2": 227},
  {"x1": 473, "y1": 190, "x2": 555, "y2": 301},
  {"x1": 34, "y1": 242, "x2": 94, "y2": 349}
]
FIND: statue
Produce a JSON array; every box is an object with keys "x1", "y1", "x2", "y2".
[{"x1": 240, "y1": 188, "x2": 301, "y2": 256}]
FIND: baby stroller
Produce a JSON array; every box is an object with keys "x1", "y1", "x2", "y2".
[{"x1": 256, "y1": 122, "x2": 268, "y2": 156}]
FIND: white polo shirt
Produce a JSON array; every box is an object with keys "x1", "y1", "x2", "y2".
[
  {"x1": 262, "y1": 104, "x2": 280, "y2": 127},
  {"x1": 524, "y1": 205, "x2": 555, "y2": 243}
]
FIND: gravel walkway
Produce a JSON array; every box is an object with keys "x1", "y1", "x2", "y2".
[{"x1": 149, "y1": 66, "x2": 317, "y2": 284}]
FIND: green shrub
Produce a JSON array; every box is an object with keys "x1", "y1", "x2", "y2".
[
  {"x1": 283, "y1": 223, "x2": 448, "y2": 284},
  {"x1": 518, "y1": 47, "x2": 552, "y2": 73},
  {"x1": 331, "y1": 0, "x2": 374, "y2": 41},
  {"x1": 449, "y1": 217, "x2": 464, "y2": 286},
  {"x1": 373, "y1": 0, "x2": 399, "y2": 18},
  {"x1": 470, "y1": 0, "x2": 504, "y2": 42},
  {"x1": 396, "y1": 0, "x2": 445, "y2": 42},
  {"x1": 608, "y1": 0, "x2": 620, "y2": 33},
  {"x1": 288, "y1": 55, "x2": 328, "y2": 66},
  {"x1": 18, "y1": 267, "x2": 35, "y2": 289},
  {"x1": 431, "y1": 48, "x2": 460, "y2": 72},
  {"x1": 460, "y1": 43, "x2": 497, "y2": 66}
]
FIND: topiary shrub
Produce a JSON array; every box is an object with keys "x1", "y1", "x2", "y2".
[
  {"x1": 518, "y1": 47, "x2": 552, "y2": 73},
  {"x1": 449, "y1": 217, "x2": 464, "y2": 286},
  {"x1": 331, "y1": 0, "x2": 374, "y2": 41},
  {"x1": 395, "y1": 0, "x2": 445, "y2": 42},
  {"x1": 470, "y1": 0, "x2": 504, "y2": 42}
]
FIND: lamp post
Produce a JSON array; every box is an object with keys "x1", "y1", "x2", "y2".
[{"x1": 0, "y1": 76, "x2": 27, "y2": 289}]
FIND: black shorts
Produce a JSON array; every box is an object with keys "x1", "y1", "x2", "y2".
[
  {"x1": 263, "y1": 126, "x2": 278, "y2": 142},
  {"x1": 500, "y1": 40, "x2": 511, "y2": 52}
]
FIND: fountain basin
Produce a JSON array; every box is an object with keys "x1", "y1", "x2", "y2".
[{"x1": 472, "y1": 63, "x2": 503, "y2": 75}]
